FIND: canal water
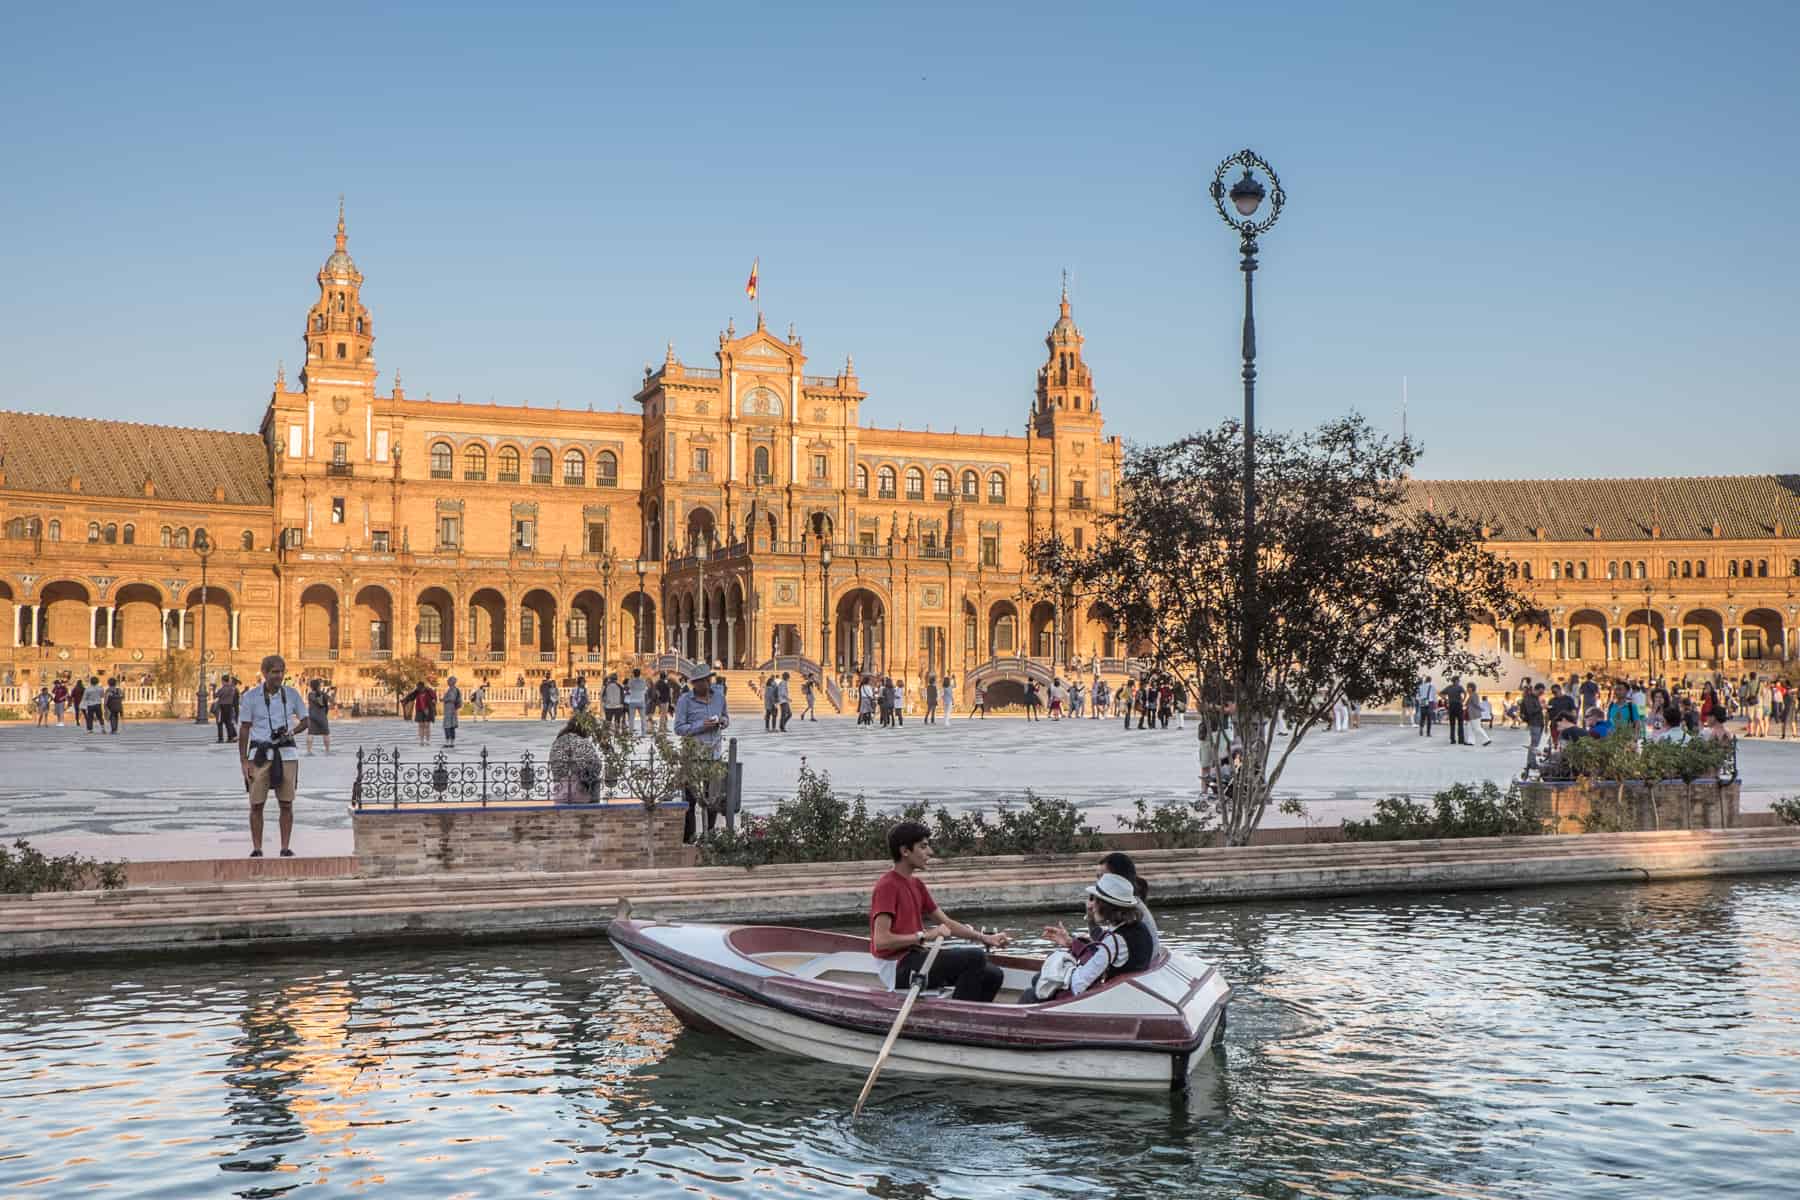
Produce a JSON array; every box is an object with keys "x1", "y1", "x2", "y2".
[{"x1": 3, "y1": 877, "x2": 1797, "y2": 1198}]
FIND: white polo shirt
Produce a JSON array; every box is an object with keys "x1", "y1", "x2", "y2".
[{"x1": 240, "y1": 683, "x2": 305, "y2": 760}]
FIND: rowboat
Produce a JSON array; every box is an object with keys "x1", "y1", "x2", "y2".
[{"x1": 608, "y1": 916, "x2": 1231, "y2": 1093}]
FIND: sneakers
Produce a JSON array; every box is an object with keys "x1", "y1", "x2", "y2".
[
  {"x1": 279, "y1": 848, "x2": 295, "y2": 858},
  {"x1": 249, "y1": 849, "x2": 264, "y2": 858}
]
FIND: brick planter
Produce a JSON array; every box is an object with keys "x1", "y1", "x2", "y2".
[
  {"x1": 354, "y1": 801, "x2": 688, "y2": 876},
  {"x1": 1520, "y1": 779, "x2": 1740, "y2": 834}
]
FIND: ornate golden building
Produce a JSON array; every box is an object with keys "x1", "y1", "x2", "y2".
[
  {"x1": 0, "y1": 210, "x2": 1127, "y2": 703},
  {"x1": 2, "y1": 211, "x2": 1795, "y2": 701}
]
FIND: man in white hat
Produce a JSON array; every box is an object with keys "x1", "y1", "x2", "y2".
[{"x1": 674, "y1": 668, "x2": 730, "y2": 841}]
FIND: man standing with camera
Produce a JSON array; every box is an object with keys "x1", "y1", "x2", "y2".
[{"x1": 238, "y1": 654, "x2": 310, "y2": 858}]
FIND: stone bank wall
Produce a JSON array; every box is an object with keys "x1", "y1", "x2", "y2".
[
  {"x1": 354, "y1": 802, "x2": 687, "y2": 876},
  {"x1": 1522, "y1": 780, "x2": 1741, "y2": 835}
]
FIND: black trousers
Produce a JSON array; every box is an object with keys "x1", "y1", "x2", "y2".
[
  {"x1": 896, "y1": 945, "x2": 1003, "y2": 1003},
  {"x1": 1447, "y1": 712, "x2": 1466, "y2": 744},
  {"x1": 216, "y1": 704, "x2": 237, "y2": 741},
  {"x1": 683, "y1": 785, "x2": 720, "y2": 843},
  {"x1": 106, "y1": 707, "x2": 120, "y2": 733},
  {"x1": 779, "y1": 702, "x2": 791, "y2": 731}
]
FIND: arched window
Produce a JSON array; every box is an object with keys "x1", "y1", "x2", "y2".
[
  {"x1": 241, "y1": 530, "x2": 254, "y2": 550},
  {"x1": 988, "y1": 472, "x2": 1006, "y2": 503},
  {"x1": 1506, "y1": 561, "x2": 1518, "y2": 579},
  {"x1": 1521, "y1": 562, "x2": 1532, "y2": 580},
  {"x1": 1576, "y1": 562, "x2": 1587, "y2": 580},
  {"x1": 87, "y1": 521, "x2": 101, "y2": 543},
  {"x1": 498, "y1": 446, "x2": 521, "y2": 482},
  {"x1": 855, "y1": 464, "x2": 869, "y2": 495},
  {"x1": 1792, "y1": 558, "x2": 1799, "y2": 577},
  {"x1": 103, "y1": 523, "x2": 117, "y2": 544},
  {"x1": 1669, "y1": 560, "x2": 1679, "y2": 578},
  {"x1": 1758, "y1": 560, "x2": 1768, "y2": 577},
  {"x1": 44, "y1": 519, "x2": 58, "y2": 541},
  {"x1": 3, "y1": 517, "x2": 21, "y2": 539},
  {"x1": 596, "y1": 450, "x2": 618, "y2": 487},
  {"x1": 355, "y1": 317, "x2": 364, "y2": 333},
  {"x1": 518, "y1": 611, "x2": 535, "y2": 645},
  {"x1": 905, "y1": 467, "x2": 925, "y2": 500},
  {"x1": 877, "y1": 466, "x2": 897, "y2": 498},
  {"x1": 1682, "y1": 561, "x2": 1692, "y2": 578},
  {"x1": 122, "y1": 524, "x2": 135, "y2": 545},
  {"x1": 753, "y1": 445, "x2": 771, "y2": 482},
  {"x1": 1549, "y1": 562, "x2": 1560, "y2": 580},
  {"x1": 429, "y1": 442, "x2": 453, "y2": 478},
  {"x1": 419, "y1": 606, "x2": 443, "y2": 644},
  {"x1": 1729, "y1": 560, "x2": 1740, "y2": 577},
  {"x1": 174, "y1": 528, "x2": 190, "y2": 549},
  {"x1": 194, "y1": 527, "x2": 209, "y2": 550},
  {"x1": 1635, "y1": 561, "x2": 1646, "y2": 579},
  {"x1": 961, "y1": 470, "x2": 979, "y2": 499},
  {"x1": 463, "y1": 444, "x2": 487, "y2": 480},
  {"x1": 1606, "y1": 561, "x2": 1618, "y2": 580},
  {"x1": 1696, "y1": 560, "x2": 1707, "y2": 578},
  {"x1": 531, "y1": 448, "x2": 553, "y2": 483},
  {"x1": 1564, "y1": 561, "x2": 1576, "y2": 579},
  {"x1": 161, "y1": 526, "x2": 173, "y2": 547},
  {"x1": 563, "y1": 449, "x2": 585, "y2": 484},
  {"x1": 933, "y1": 468, "x2": 952, "y2": 499}
]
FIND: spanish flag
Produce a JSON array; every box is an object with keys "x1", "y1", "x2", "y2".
[{"x1": 745, "y1": 257, "x2": 759, "y2": 301}]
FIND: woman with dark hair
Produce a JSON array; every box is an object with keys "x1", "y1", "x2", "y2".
[
  {"x1": 1023, "y1": 873, "x2": 1156, "y2": 1002},
  {"x1": 1094, "y1": 851, "x2": 1161, "y2": 954}
]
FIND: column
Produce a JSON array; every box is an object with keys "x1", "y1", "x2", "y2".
[
  {"x1": 105, "y1": 606, "x2": 116, "y2": 649},
  {"x1": 11, "y1": 605, "x2": 20, "y2": 648},
  {"x1": 710, "y1": 619, "x2": 720, "y2": 666},
  {"x1": 230, "y1": 611, "x2": 240, "y2": 651},
  {"x1": 179, "y1": 610, "x2": 189, "y2": 650},
  {"x1": 160, "y1": 609, "x2": 170, "y2": 651},
  {"x1": 29, "y1": 604, "x2": 39, "y2": 646},
  {"x1": 726, "y1": 618, "x2": 735, "y2": 668},
  {"x1": 88, "y1": 605, "x2": 98, "y2": 648}
]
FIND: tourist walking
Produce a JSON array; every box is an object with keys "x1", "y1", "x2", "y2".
[
  {"x1": 305, "y1": 679, "x2": 332, "y2": 754},
  {"x1": 924, "y1": 675, "x2": 938, "y2": 724},
  {"x1": 103, "y1": 677, "x2": 123, "y2": 734},
  {"x1": 893, "y1": 677, "x2": 906, "y2": 725},
  {"x1": 402, "y1": 679, "x2": 436, "y2": 746},
  {"x1": 539, "y1": 676, "x2": 556, "y2": 720},
  {"x1": 238, "y1": 653, "x2": 309, "y2": 858},
  {"x1": 763, "y1": 676, "x2": 780, "y2": 731},
  {"x1": 942, "y1": 675, "x2": 955, "y2": 718},
  {"x1": 1331, "y1": 694, "x2": 1350, "y2": 732},
  {"x1": 517, "y1": 673, "x2": 529, "y2": 716},
  {"x1": 471, "y1": 681, "x2": 489, "y2": 720},
  {"x1": 1023, "y1": 681, "x2": 1042, "y2": 722},
  {"x1": 879, "y1": 677, "x2": 896, "y2": 727},
  {"x1": 778, "y1": 672, "x2": 793, "y2": 731},
  {"x1": 1119, "y1": 680, "x2": 1135, "y2": 729},
  {"x1": 570, "y1": 676, "x2": 591, "y2": 715},
  {"x1": 214, "y1": 675, "x2": 240, "y2": 742},
  {"x1": 34, "y1": 685, "x2": 50, "y2": 726},
  {"x1": 81, "y1": 676, "x2": 104, "y2": 733},
  {"x1": 1092, "y1": 679, "x2": 1108, "y2": 720},
  {"x1": 1415, "y1": 676, "x2": 1436, "y2": 737},
  {"x1": 626, "y1": 668, "x2": 647, "y2": 732},
  {"x1": 971, "y1": 681, "x2": 988, "y2": 719},
  {"x1": 801, "y1": 674, "x2": 817, "y2": 721},
  {"x1": 673, "y1": 669, "x2": 729, "y2": 842},
  {"x1": 1442, "y1": 677, "x2": 1467, "y2": 745},
  {"x1": 858, "y1": 675, "x2": 876, "y2": 726},
  {"x1": 441, "y1": 675, "x2": 463, "y2": 746},
  {"x1": 1465, "y1": 683, "x2": 1491, "y2": 745},
  {"x1": 51, "y1": 679, "x2": 68, "y2": 726},
  {"x1": 1520, "y1": 682, "x2": 1546, "y2": 774},
  {"x1": 601, "y1": 673, "x2": 625, "y2": 730}
]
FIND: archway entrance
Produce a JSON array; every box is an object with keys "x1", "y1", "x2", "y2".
[
  {"x1": 834, "y1": 588, "x2": 886, "y2": 676},
  {"x1": 298, "y1": 584, "x2": 339, "y2": 656}
]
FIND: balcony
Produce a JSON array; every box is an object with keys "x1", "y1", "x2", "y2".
[
  {"x1": 498, "y1": 472, "x2": 520, "y2": 483},
  {"x1": 430, "y1": 469, "x2": 453, "y2": 480},
  {"x1": 537, "y1": 652, "x2": 557, "y2": 663},
  {"x1": 986, "y1": 493, "x2": 1007, "y2": 504},
  {"x1": 596, "y1": 473, "x2": 618, "y2": 488},
  {"x1": 905, "y1": 490, "x2": 924, "y2": 503},
  {"x1": 530, "y1": 473, "x2": 552, "y2": 485},
  {"x1": 326, "y1": 462, "x2": 354, "y2": 478},
  {"x1": 919, "y1": 546, "x2": 951, "y2": 560},
  {"x1": 877, "y1": 488, "x2": 897, "y2": 500},
  {"x1": 464, "y1": 470, "x2": 486, "y2": 481},
  {"x1": 1070, "y1": 496, "x2": 1090, "y2": 510},
  {"x1": 473, "y1": 650, "x2": 506, "y2": 662},
  {"x1": 364, "y1": 649, "x2": 393, "y2": 660},
  {"x1": 754, "y1": 473, "x2": 774, "y2": 486}
]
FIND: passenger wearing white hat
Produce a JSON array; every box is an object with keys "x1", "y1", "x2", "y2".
[
  {"x1": 1021, "y1": 872, "x2": 1156, "y2": 1003},
  {"x1": 674, "y1": 668, "x2": 730, "y2": 842}
]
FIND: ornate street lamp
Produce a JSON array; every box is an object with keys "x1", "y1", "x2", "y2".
[
  {"x1": 191, "y1": 529, "x2": 213, "y2": 723},
  {"x1": 600, "y1": 548, "x2": 617, "y2": 667},
  {"x1": 819, "y1": 541, "x2": 833, "y2": 674},
  {"x1": 1209, "y1": 148, "x2": 1285, "y2": 705}
]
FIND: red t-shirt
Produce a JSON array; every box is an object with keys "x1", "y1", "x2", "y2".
[{"x1": 869, "y1": 868, "x2": 936, "y2": 960}]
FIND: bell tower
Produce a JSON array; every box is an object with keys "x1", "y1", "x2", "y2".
[
  {"x1": 300, "y1": 198, "x2": 376, "y2": 393},
  {"x1": 1032, "y1": 275, "x2": 1101, "y2": 436}
]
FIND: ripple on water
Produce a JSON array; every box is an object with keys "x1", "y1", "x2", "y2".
[{"x1": 2, "y1": 877, "x2": 1799, "y2": 1198}]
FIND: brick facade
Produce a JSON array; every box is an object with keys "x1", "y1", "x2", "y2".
[{"x1": 353, "y1": 802, "x2": 688, "y2": 876}]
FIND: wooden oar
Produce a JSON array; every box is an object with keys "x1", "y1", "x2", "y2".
[{"x1": 853, "y1": 936, "x2": 945, "y2": 1117}]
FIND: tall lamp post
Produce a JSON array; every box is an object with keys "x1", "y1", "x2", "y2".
[
  {"x1": 819, "y1": 542, "x2": 833, "y2": 675},
  {"x1": 191, "y1": 529, "x2": 213, "y2": 723},
  {"x1": 635, "y1": 558, "x2": 649, "y2": 655},
  {"x1": 600, "y1": 549, "x2": 617, "y2": 668},
  {"x1": 564, "y1": 615, "x2": 576, "y2": 684},
  {"x1": 1209, "y1": 148, "x2": 1285, "y2": 710}
]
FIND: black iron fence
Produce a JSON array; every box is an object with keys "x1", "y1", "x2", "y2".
[{"x1": 351, "y1": 745, "x2": 554, "y2": 808}]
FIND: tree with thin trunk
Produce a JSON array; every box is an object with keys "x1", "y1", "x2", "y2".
[
  {"x1": 1030, "y1": 415, "x2": 1520, "y2": 846},
  {"x1": 595, "y1": 722, "x2": 723, "y2": 869}
]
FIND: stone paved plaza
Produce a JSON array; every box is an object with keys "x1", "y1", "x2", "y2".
[{"x1": 4, "y1": 711, "x2": 1797, "y2": 861}]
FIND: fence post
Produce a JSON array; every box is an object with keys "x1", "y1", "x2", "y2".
[
  {"x1": 724, "y1": 737, "x2": 741, "y2": 831},
  {"x1": 393, "y1": 745, "x2": 402, "y2": 809},
  {"x1": 479, "y1": 745, "x2": 490, "y2": 807},
  {"x1": 352, "y1": 745, "x2": 365, "y2": 810}
]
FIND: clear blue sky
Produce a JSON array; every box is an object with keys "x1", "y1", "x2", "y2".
[{"x1": 4, "y1": 1, "x2": 1795, "y2": 479}]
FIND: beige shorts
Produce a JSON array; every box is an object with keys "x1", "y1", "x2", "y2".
[{"x1": 248, "y1": 759, "x2": 299, "y2": 809}]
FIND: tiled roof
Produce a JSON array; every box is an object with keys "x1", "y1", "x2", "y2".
[
  {"x1": 0, "y1": 412, "x2": 270, "y2": 506},
  {"x1": 1405, "y1": 475, "x2": 1800, "y2": 543}
]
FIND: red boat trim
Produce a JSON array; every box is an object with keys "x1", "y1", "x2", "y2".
[{"x1": 612, "y1": 923, "x2": 1227, "y2": 1057}]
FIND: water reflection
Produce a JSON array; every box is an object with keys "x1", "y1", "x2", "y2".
[{"x1": 0, "y1": 877, "x2": 1796, "y2": 1198}]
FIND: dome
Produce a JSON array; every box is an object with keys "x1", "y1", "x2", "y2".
[{"x1": 323, "y1": 249, "x2": 358, "y2": 277}]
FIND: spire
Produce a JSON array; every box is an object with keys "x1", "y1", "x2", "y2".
[
  {"x1": 1060, "y1": 267, "x2": 1070, "y2": 314},
  {"x1": 336, "y1": 194, "x2": 347, "y2": 253}
]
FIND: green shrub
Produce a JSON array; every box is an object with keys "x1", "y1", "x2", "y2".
[
  {"x1": 1120, "y1": 796, "x2": 1218, "y2": 849},
  {"x1": 0, "y1": 706, "x2": 22, "y2": 721},
  {"x1": 0, "y1": 839, "x2": 128, "y2": 894},
  {"x1": 697, "y1": 771, "x2": 1100, "y2": 867},
  {"x1": 1343, "y1": 781, "x2": 1547, "y2": 842},
  {"x1": 1771, "y1": 796, "x2": 1800, "y2": 826}
]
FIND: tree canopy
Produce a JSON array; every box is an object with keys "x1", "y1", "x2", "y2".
[{"x1": 1030, "y1": 415, "x2": 1521, "y2": 844}]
